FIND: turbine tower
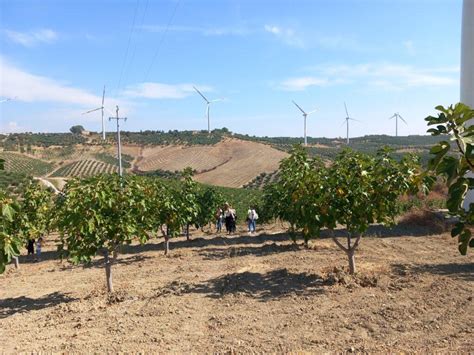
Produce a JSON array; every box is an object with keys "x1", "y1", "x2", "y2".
[
  {"x1": 82, "y1": 85, "x2": 107, "y2": 140},
  {"x1": 389, "y1": 112, "x2": 407, "y2": 137},
  {"x1": 292, "y1": 100, "x2": 317, "y2": 146},
  {"x1": 461, "y1": 0, "x2": 474, "y2": 208},
  {"x1": 343, "y1": 102, "x2": 359, "y2": 144},
  {"x1": 193, "y1": 86, "x2": 222, "y2": 134},
  {"x1": 461, "y1": 0, "x2": 474, "y2": 107}
]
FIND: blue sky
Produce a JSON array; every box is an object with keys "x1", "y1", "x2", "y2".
[{"x1": 0, "y1": 0, "x2": 462, "y2": 138}]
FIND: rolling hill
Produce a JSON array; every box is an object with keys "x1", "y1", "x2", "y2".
[{"x1": 0, "y1": 130, "x2": 444, "y2": 189}]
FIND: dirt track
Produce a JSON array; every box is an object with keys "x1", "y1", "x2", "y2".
[{"x1": 1, "y1": 225, "x2": 473, "y2": 353}]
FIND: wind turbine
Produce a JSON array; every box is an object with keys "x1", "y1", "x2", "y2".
[
  {"x1": 82, "y1": 85, "x2": 107, "y2": 140},
  {"x1": 193, "y1": 86, "x2": 222, "y2": 134},
  {"x1": 292, "y1": 100, "x2": 317, "y2": 146},
  {"x1": 343, "y1": 102, "x2": 359, "y2": 144},
  {"x1": 389, "y1": 112, "x2": 407, "y2": 137}
]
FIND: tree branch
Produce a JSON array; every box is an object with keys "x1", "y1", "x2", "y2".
[
  {"x1": 331, "y1": 230, "x2": 348, "y2": 253},
  {"x1": 350, "y1": 234, "x2": 363, "y2": 252}
]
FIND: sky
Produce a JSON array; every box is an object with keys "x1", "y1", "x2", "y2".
[{"x1": 0, "y1": 0, "x2": 463, "y2": 138}]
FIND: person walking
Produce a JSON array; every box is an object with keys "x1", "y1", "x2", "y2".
[
  {"x1": 247, "y1": 206, "x2": 258, "y2": 234},
  {"x1": 26, "y1": 239, "x2": 35, "y2": 260},
  {"x1": 215, "y1": 207, "x2": 224, "y2": 233},
  {"x1": 224, "y1": 203, "x2": 237, "y2": 235},
  {"x1": 35, "y1": 237, "x2": 44, "y2": 261}
]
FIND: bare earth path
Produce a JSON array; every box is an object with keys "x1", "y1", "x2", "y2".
[{"x1": 1, "y1": 227, "x2": 473, "y2": 353}]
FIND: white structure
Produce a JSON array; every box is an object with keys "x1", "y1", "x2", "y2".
[
  {"x1": 193, "y1": 86, "x2": 222, "y2": 134},
  {"x1": 388, "y1": 112, "x2": 407, "y2": 137},
  {"x1": 343, "y1": 102, "x2": 359, "y2": 144},
  {"x1": 461, "y1": 0, "x2": 474, "y2": 106},
  {"x1": 462, "y1": 0, "x2": 474, "y2": 208},
  {"x1": 82, "y1": 85, "x2": 107, "y2": 140},
  {"x1": 292, "y1": 100, "x2": 317, "y2": 146}
]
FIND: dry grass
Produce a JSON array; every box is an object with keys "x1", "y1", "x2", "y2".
[{"x1": 398, "y1": 209, "x2": 449, "y2": 234}]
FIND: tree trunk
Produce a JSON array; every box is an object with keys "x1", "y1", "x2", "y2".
[
  {"x1": 331, "y1": 229, "x2": 360, "y2": 275},
  {"x1": 186, "y1": 224, "x2": 190, "y2": 241},
  {"x1": 13, "y1": 256, "x2": 19, "y2": 269},
  {"x1": 347, "y1": 249, "x2": 356, "y2": 275},
  {"x1": 104, "y1": 250, "x2": 113, "y2": 293},
  {"x1": 164, "y1": 235, "x2": 170, "y2": 255}
]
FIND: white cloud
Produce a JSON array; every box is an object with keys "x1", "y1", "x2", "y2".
[
  {"x1": 122, "y1": 82, "x2": 213, "y2": 99},
  {"x1": 279, "y1": 77, "x2": 329, "y2": 91},
  {"x1": 264, "y1": 24, "x2": 305, "y2": 48},
  {"x1": 3, "y1": 29, "x2": 58, "y2": 47},
  {"x1": 0, "y1": 56, "x2": 104, "y2": 107},
  {"x1": 0, "y1": 121, "x2": 25, "y2": 133},
  {"x1": 279, "y1": 63, "x2": 459, "y2": 91}
]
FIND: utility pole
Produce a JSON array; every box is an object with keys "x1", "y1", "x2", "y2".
[{"x1": 109, "y1": 105, "x2": 127, "y2": 177}]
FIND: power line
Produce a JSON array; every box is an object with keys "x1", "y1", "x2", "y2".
[
  {"x1": 143, "y1": 0, "x2": 181, "y2": 82},
  {"x1": 114, "y1": 0, "x2": 141, "y2": 98},
  {"x1": 121, "y1": 0, "x2": 149, "y2": 91}
]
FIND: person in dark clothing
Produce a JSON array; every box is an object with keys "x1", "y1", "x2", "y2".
[
  {"x1": 224, "y1": 203, "x2": 237, "y2": 235},
  {"x1": 27, "y1": 239, "x2": 35, "y2": 259}
]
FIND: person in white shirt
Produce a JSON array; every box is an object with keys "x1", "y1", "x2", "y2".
[{"x1": 247, "y1": 206, "x2": 258, "y2": 234}]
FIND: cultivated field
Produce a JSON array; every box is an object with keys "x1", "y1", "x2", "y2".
[
  {"x1": 0, "y1": 152, "x2": 54, "y2": 176},
  {"x1": 1, "y1": 225, "x2": 472, "y2": 353},
  {"x1": 1, "y1": 138, "x2": 286, "y2": 187},
  {"x1": 137, "y1": 139, "x2": 287, "y2": 187},
  {"x1": 50, "y1": 160, "x2": 117, "y2": 178},
  {"x1": 136, "y1": 138, "x2": 287, "y2": 187},
  {"x1": 193, "y1": 139, "x2": 287, "y2": 187}
]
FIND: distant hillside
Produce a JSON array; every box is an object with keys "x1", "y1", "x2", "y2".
[{"x1": 0, "y1": 129, "x2": 443, "y2": 189}]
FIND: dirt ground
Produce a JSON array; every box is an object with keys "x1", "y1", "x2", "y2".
[{"x1": 1, "y1": 224, "x2": 473, "y2": 353}]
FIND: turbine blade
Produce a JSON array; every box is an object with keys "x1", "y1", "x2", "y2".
[
  {"x1": 292, "y1": 100, "x2": 306, "y2": 114},
  {"x1": 82, "y1": 107, "x2": 102, "y2": 114},
  {"x1": 340, "y1": 120, "x2": 346, "y2": 127},
  {"x1": 388, "y1": 114, "x2": 396, "y2": 119},
  {"x1": 210, "y1": 98, "x2": 223, "y2": 103},
  {"x1": 399, "y1": 114, "x2": 408, "y2": 124},
  {"x1": 105, "y1": 107, "x2": 115, "y2": 116},
  {"x1": 193, "y1": 86, "x2": 209, "y2": 103},
  {"x1": 102, "y1": 85, "x2": 106, "y2": 106},
  {"x1": 344, "y1": 102, "x2": 349, "y2": 117},
  {"x1": 307, "y1": 108, "x2": 317, "y2": 115},
  {"x1": 349, "y1": 117, "x2": 361, "y2": 122}
]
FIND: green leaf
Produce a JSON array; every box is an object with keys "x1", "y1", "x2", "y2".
[
  {"x1": 436, "y1": 156, "x2": 459, "y2": 185},
  {"x1": 447, "y1": 179, "x2": 469, "y2": 213},
  {"x1": 458, "y1": 229, "x2": 471, "y2": 255},
  {"x1": 451, "y1": 222, "x2": 464, "y2": 238},
  {"x1": 2, "y1": 204, "x2": 15, "y2": 222}
]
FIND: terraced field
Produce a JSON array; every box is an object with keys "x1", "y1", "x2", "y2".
[
  {"x1": 193, "y1": 140, "x2": 287, "y2": 187},
  {"x1": 136, "y1": 139, "x2": 287, "y2": 188},
  {"x1": 138, "y1": 144, "x2": 232, "y2": 173},
  {"x1": 50, "y1": 160, "x2": 117, "y2": 177},
  {"x1": 0, "y1": 152, "x2": 54, "y2": 176},
  {"x1": 244, "y1": 170, "x2": 280, "y2": 189}
]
